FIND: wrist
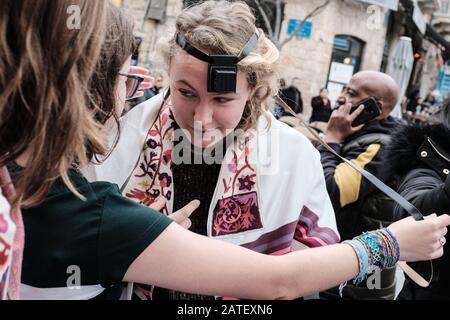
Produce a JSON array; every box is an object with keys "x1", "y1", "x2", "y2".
[{"x1": 324, "y1": 133, "x2": 343, "y2": 144}]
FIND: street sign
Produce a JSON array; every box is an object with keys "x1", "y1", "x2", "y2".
[{"x1": 287, "y1": 19, "x2": 313, "y2": 39}]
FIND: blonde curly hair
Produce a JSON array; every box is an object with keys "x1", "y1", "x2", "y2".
[{"x1": 158, "y1": 0, "x2": 280, "y2": 130}]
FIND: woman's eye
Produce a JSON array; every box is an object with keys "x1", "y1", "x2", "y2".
[
  {"x1": 214, "y1": 97, "x2": 231, "y2": 104},
  {"x1": 179, "y1": 89, "x2": 195, "y2": 98}
]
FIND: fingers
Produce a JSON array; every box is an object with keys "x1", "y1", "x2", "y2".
[
  {"x1": 168, "y1": 200, "x2": 200, "y2": 224},
  {"x1": 140, "y1": 75, "x2": 155, "y2": 90},
  {"x1": 342, "y1": 102, "x2": 352, "y2": 115},
  {"x1": 350, "y1": 124, "x2": 364, "y2": 133},
  {"x1": 179, "y1": 218, "x2": 192, "y2": 230},
  {"x1": 132, "y1": 92, "x2": 144, "y2": 99},
  {"x1": 349, "y1": 104, "x2": 364, "y2": 122},
  {"x1": 435, "y1": 214, "x2": 450, "y2": 228},
  {"x1": 430, "y1": 246, "x2": 444, "y2": 260},
  {"x1": 129, "y1": 66, "x2": 149, "y2": 75},
  {"x1": 424, "y1": 213, "x2": 438, "y2": 220},
  {"x1": 149, "y1": 196, "x2": 166, "y2": 212}
]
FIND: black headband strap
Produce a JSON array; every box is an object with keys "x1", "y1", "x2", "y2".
[
  {"x1": 175, "y1": 30, "x2": 261, "y2": 64},
  {"x1": 175, "y1": 34, "x2": 212, "y2": 63}
]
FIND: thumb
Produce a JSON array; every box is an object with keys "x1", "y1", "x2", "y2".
[
  {"x1": 435, "y1": 214, "x2": 450, "y2": 228},
  {"x1": 149, "y1": 196, "x2": 166, "y2": 212},
  {"x1": 424, "y1": 213, "x2": 438, "y2": 220},
  {"x1": 169, "y1": 200, "x2": 200, "y2": 223}
]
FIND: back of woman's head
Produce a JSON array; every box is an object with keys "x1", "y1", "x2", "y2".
[
  {"x1": 0, "y1": 0, "x2": 107, "y2": 206},
  {"x1": 160, "y1": 0, "x2": 280, "y2": 129},
  {"x1": 90, "y1": 3, "x2": 136, "y2": 128}
]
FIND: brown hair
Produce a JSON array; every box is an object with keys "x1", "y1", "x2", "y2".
[
  {"x1": 90, "y1": 3, "x2": 137, "y2": 131},
  {"x1": 158, "y1": 0, "x2": 280, "y2": 130},
  {"x1": 0, "y1": 0, "x2": 107, "y2": 206}
]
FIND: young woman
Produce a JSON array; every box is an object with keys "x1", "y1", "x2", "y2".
[
  {"x1": 3, "y1": 0, "x2": 449, "y2": 300},
  {"x1": 86, "y1": 0, "x2": 340, "y2": 300},
  {"x1": 0, "y1": 0, "x2": 108, "y2": 299}
]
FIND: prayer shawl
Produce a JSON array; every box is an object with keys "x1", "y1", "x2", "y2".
[
  {"x1": 85, "y1": 93, "x2": 339, "y2": 253},
  {"x1": 0, "y1": 166, "x2": 24, "y2": 300}
]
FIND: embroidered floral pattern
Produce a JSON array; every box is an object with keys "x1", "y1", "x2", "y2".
[
  {"x1": 124, "y1": 105, "x2": 174, "y2": 215},
  {"x1": 0, "y1": 209, "x2": 13, "y2": 299},
  {"x1": 212, "y1": 136, "x2": 263, "y2": 236},
  {"x1": 0, "y1": 213, "x2": 8, "y2": 233},
  {"x1": 123, "y1": 101, "x2": 263, "y2": 236},
  {"x1": 212, "y1": 192, "x2": 262, "y2": 236},
  {"x1": 238, "y1": 174, "x2": 256, "y2": 191}
]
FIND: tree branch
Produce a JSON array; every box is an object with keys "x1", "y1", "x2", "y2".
[
  {"x1": 280, "y1": 0, "x2": 330, "y2": 48},
  {"x1": 252, "y1": 0, "x2": 274, "y2": 40}
]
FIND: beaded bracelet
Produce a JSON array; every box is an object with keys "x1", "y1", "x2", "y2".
[
  {"x1": 341, "y1": 227, "x2": 400, "y2": 295},
  {"x1": 342, "y1": 240, "x2": 369, "y2": 286}
]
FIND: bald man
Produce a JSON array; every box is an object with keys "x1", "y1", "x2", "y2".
[{"x1": 318, "y1": 71, "x2": 405, "y2": 300}]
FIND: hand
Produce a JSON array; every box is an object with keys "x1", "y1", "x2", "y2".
[
  {"x1": 149, "y1": 197, "x2": 200, "y2": 229},
  {"x1": 388, "y1": 214, "x2": 450, "y2": 262},
  {"x1": 324, "y1": 103, "x2": 365, "y2": 144},
  {"x1": 168, "y1": 200, "x2": 200, "y2": 229},
  {"x1": 129, "y1": 66, "x2": 155, "y2": 99}
]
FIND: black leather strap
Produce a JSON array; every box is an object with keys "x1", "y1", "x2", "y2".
[{"x1": 275, "y1": 96, "x2": 424, "y2": 221}]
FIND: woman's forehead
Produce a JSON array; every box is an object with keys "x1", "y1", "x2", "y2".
[{"x1": 170, "y1": 53, "x2": 250, "y2": 94}]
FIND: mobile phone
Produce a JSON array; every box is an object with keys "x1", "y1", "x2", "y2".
[{"x1": 350, "y1": 96, "x2": 381, "y2": 127}]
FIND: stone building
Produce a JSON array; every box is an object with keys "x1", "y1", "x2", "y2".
[{"x1": 113, "y1": 0, "x2": 446, "y2": 116}]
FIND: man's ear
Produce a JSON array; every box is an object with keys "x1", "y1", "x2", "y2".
[{"x1": 376, "y1": 99, "x2": 385, "y2": 111}]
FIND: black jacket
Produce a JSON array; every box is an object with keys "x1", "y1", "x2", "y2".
[
  {"x1": 318, "y1": 116, "x2": 406, "y2": 240},
  {"x1": 310, "y1": 96, "x2": 332, "y2": 123},
  {"x1": 387, "y1": 124, "x2": 450, "y2": 299}
]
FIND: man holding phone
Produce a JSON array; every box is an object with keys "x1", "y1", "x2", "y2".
[{"x1": 318, "y1": 71, "x2": 405, "y2": 300}]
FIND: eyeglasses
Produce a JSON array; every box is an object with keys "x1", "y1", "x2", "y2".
[{"x1": 119, "y1": 72, "x2": 145, "y2": 100}]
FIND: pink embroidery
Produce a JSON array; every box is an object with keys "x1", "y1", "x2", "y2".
[
  {"x1": 0, "y1": 237, "x2": 11, "y2": 269},
  {"x1": 212, "y1": 192, "x2": 262, "y2": 236},
  {"x1": 211, "y1": 135, "x2": 262, "y2": 236},
  {"x1": 123, "y1": 105, "x2": 174, "y2": 215},
  {"x1": 0, "y1": 213, "x2": 8, "y2": 233},
  {"x1": 125, "y1": 188, "x2": 160, "y2": 206}
]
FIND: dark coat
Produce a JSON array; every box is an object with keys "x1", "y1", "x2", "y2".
[{"x1": 387, "y1": 123, "x2": 450, "y2": 299}]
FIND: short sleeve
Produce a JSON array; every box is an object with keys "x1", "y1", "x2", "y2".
[{"x1": 97, "y1": 186, "x2": 172, "y2": 287}]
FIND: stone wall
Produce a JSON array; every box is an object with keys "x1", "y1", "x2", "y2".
[{"x1": 120, "y1": 0, "x2": 389, "y2": 116}]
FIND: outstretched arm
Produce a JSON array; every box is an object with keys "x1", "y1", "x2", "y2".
[
  {"x1": 124, "y1": 210, "x2": 450, "y2": 300},
  {"x1": 124, "y1": 221, "x2": 359, "y2": 300}
]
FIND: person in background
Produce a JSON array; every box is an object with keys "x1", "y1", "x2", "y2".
[
  {"x1": 310, "y1": 88, "x2": 332, "y2": 123},
  {"x1": 388, "y1": 100, "x2": 450, "y2": 300},
  {"x1": 279, "y1": 77, "x2": 303, "y2": 115},
  {"x1": 318, "y1": 71, "x2": 405, "y2": 300}
]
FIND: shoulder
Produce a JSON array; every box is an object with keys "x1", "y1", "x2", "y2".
[{"x1": 121, "y1": 93, "x2": 165, "y2": 133}]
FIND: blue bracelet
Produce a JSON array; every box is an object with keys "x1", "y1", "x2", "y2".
[{"x1": 344, "y1": 240, "x2": 369, "y2": 286}]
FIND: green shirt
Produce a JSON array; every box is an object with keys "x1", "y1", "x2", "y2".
[{"x1": 21, "y1": 170, "x2": 172, "y2": 300}]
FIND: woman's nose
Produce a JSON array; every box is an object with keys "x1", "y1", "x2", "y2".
[{"x1": 193, "y1": 102, "x2": 213, "y2": 126}]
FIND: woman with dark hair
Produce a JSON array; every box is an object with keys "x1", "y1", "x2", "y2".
[
  {"x1": 406, "y1": 89, "x2": 421, "y2": 113},
  {"x1": 387, "y1": 99, "x2": 450, "y2": 299},
  {"x1": 310, "y1": 88, "x2": 332, "y2": 123}
]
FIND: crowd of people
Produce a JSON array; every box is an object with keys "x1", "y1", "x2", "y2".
[{"x1": 1, "y1": 0, "x2": 449, "y2": 301}]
